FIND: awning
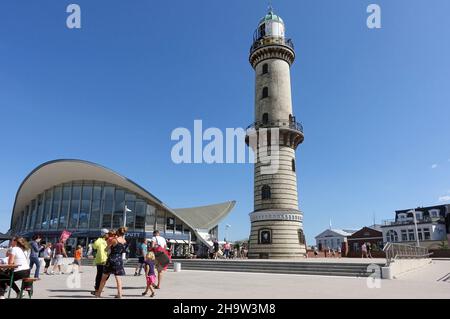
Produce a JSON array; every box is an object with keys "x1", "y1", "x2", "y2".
[
  {"x1": 175, "y1": 240, "x2": 185, "y2": 244},
  {"x1": 168, "y1": 239, "x2": 176, "y2": 243}
]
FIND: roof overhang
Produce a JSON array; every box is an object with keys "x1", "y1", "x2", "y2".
[{"x1": 11, "y1": 159, "x2": 235, "y2": 235}]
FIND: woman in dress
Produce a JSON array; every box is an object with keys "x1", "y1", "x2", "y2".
[{"x1": 95, "y1": 227, "x2": 127, "y2": 298}]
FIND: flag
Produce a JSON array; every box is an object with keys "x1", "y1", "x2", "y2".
[{"x1": 60, "y1": 230, "x2": 72, "y2": 243}]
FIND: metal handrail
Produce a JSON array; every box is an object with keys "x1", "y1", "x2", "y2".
[
  {"x1": 246, "y1": 120, "x2": 303, "y2": 133},
  {"x1": 383, "y1": 242, "x2": 431, "y2": 265},
  {"x1": 250, "y1": 37, "x2": 294, "y2": 53}
]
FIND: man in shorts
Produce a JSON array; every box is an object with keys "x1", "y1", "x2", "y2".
[
  {"x1": 50, "y1": 240, "x2": 67, "y2": 275},
  {"x1": 151, "y1": 230, "x2": 170, "y2": 289},
  {"x1": 134, "y1": 238, "x2": 147, "y2": 276}
]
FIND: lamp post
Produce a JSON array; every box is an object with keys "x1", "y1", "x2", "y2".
[
  {"x1": 412, "y1": 209, "x2": 420, "y2": 247},
  {"x1": 225, "y1": 224, "x2": 231, "y2": 242},
  {"x1": 122, "y1": 205, "x2": 132, "y2": 260},
  {"x1": 123, "y1": 205, "x2": 132, "y2": 227}
]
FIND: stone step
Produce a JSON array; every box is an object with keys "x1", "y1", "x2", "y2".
[{"x1": 81, "y1": 258, "x2": 382, "y2": 277}]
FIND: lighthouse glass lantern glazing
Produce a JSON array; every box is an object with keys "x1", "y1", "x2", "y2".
[{"x1": 253, "y1": 11, "x2": 285, "y2": 41}]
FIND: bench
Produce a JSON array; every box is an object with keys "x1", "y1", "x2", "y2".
[{"x1": 18, "y1": 278, "x2": 39, "y2": 299}]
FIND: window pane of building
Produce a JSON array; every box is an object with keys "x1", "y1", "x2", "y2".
[
  {"x1": 135, "y1": 201, "x2": 146, "y2": 230},
  {"x1": 90, "y1": 185, "x2": 102, "y2": 229},
  {"x1": 145, "y1": 204, "x2": 155, "y2": 232},
  {"x1": 156, "y1": 210, "x2": 165, "y2": 232},
  {"x1": 29, "y1": 200, "x2": 37, "y2": 231},
  {"x1": 102, "y1": 186, "x2": 114, "y2": 229},
  {"x1": 35, "y1": 194, "x2": 44, "y2": 230},
  {"x1": 42, "y1": 190, "x2": 53, "y2": 229},
  {"x1": 59, "y1": 185, "x2": 71, "y2": 229},
  {"x1": 423, "y1": 228, "x2": 431, "y2": 240},
  {"x1": 408, "y1": 229, "x2": 415, "y2": 241},
  {"x1": 113, "y1": 189, "x2": 125, "y2": 228},
  {"x1": 25, "y1": 205, "x2": 31, "y2": 230},
  {"x1": 69, "y1": 185, "x2": 81, "y2": 229},
  {"x1": 175, "y1": 222, "x2": 183, "y2": 234},
  {"x1": 79, "y1": 185, "x2": 92, "y2": 229},
  {"x1": 50, "y1": 187, "x2": 61, "y2": 229},
  {"x1": 166, "y1": 217, "x2": 175, "y2": 232},
  {"x1": 401, "y1": 230, "x2": 407, "y2": 241}
]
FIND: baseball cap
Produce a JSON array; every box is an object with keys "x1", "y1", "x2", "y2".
[{"x1": 101, "y1": 228, "x2": 109, "y2": 235}]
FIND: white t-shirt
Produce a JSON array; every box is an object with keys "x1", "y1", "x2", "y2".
[
  {"x1": 10, "y1": 247, "x2": 30, "y2": 272},
  {"x1": 43, "y1": 247, "x2": 52, "y2": 259},
  {"x1": 151, "y1": 236, "x2": 167, "y2": 249}
]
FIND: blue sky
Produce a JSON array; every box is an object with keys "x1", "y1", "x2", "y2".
[{"x1": 0, "y1": 0, "x2": 449, "y2": 244}]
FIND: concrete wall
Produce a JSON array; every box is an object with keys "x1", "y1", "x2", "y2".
[{"x1": 382, "y1": 258, "x2": 432, "y2": 279}]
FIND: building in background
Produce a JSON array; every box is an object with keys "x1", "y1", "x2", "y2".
[
  {"x1": 245, "y1": 8, "x2": 306, "y2": 259},
  {"x1": 9, "y1": 159, "x2": 235, "y2": 257},
  {"x1": 381, "y1": 205, "x2": 449, "y2": 249},
  {"x1": 347, "y1": 226, "x2": 384, "y2": 257},
  {"x1": 314, "y1": 229, "x2": 356, "y2": 251}
]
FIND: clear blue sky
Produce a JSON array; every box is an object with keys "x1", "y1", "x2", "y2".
[{"x1": 1, "y1": 0, "x2": 449, "y2": 244}]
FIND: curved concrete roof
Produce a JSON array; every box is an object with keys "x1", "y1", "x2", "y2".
[
  {"x1": 173, "y1": 201, "x2": 236, "y2": 231},
  {"x1": 11, "y1": 160, "x2": 235, "y2": 238}
]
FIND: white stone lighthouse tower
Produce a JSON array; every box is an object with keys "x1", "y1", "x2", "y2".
[{"x1": 246, "y1": 8, "x2": 306, "y2": 259}]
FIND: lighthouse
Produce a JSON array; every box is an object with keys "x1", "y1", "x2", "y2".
[{"x1": 246, "y1": 8, "x2": 306, "y2": 259}]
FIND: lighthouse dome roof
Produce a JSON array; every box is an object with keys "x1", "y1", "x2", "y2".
[{"x1": 259, "y1": 10, "x2": 284, "y2": 25}]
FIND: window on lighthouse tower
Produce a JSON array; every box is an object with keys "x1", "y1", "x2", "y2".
[
  {"x1": 261, "y1": 185, "x2": 271, "y2": 200},
  {"x1": 262, "y1": 63, "x2": 269, "y2": 75},
  {"x1": 262, "y1": 87, "x2": 269, "y2": 99}
]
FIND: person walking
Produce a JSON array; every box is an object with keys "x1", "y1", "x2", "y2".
[
  {"x1": 361, "y1": 243, "x2": 368, "y2": 258},
  {"x1": 134, "y1": 238, "x2": 147, "y2": 276},
  {"x1": 213, "y1": 239, "x2": 219, "y2": 259},
  {"x1": 223, "y1": 241, "x2": 231, "y2": 259},
  {"x1": 50, "y1": 240, "x2": 68, "y2": 274},
  {"x1": 29, "y1": 235, "x2": 42, "y2": 279},
  {"x1": 151, "y1": 230, "x2": 170, "y2": 290},
  {"x1": 86, "y1": 241, "x2": 93, "y2": 258},
  {"x1": 313, "y1": 246, "x2": 319, "y2": 257},
  {"x1": 141, "y1": 252, "x2": 156, "y2": 298},
  {"x1": 43, "y1": 243, "x2": 53, "y2": 274},
  {"x1": 91, "y1": 229, "x2": 109, "y2": 296},
  {"x1": 71, "y1": 245, "x2": 83, "y2": 273},
  {"x1": 367, "y1": 242, "x2": 373, "y2": 258},
  {"x1": 96, "y1": 227, "x2": 128, "y2": 299},
  {"x1": 0, "y1": 237, "x2": 31, "y2": 299}
]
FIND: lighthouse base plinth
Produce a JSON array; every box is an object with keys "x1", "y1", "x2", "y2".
[{"x1": 248, "y1": 210, "x2": 307, "y2": 259}]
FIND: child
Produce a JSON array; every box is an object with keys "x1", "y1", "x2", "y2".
[
  {"x1": 43, "y1": 243, "x2": 53, "y2": 274},
  {"x1": 141, "y1": 252, "x2": 156, "y2": 297},
  {"x1": 72, "y1": 245, "x2": 83, "y2": 273}
]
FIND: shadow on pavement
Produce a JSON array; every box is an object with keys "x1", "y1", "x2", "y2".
[
  {"x1": 48, "y1": 289, "x2": 92, "y2": 293},
  {"x1": 48, "y1": 295, "x2": 92, "y2": 299}
]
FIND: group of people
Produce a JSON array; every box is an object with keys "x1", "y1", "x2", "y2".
[
  {"x1": 361, "y1": 242, "x2": 373, "y2": 258},
  {"x1": 27, "y1": 235, "x2": 83, "y2": 277},
  {"x1": 209, "y1": 240, "x2": 248, "y2": 259},
  {"x1": 0, "y1": 228, "x2": 171, "y2": 299},
  {"x1": 91, "y1": 228, "x2": 170, "y2": 298}
]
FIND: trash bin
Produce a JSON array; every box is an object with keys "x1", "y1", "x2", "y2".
[{"x1": 174, "y1": 262, "x2": 181, "y2": 272}]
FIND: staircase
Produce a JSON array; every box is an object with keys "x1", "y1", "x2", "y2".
[{"x1": 81, "y1": 258, "x2": 385, "y2": 278}]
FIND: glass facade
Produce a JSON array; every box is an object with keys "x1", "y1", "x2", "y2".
[{"x1": 13, "y1": 181, "x2": 191, "y2": 236}]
